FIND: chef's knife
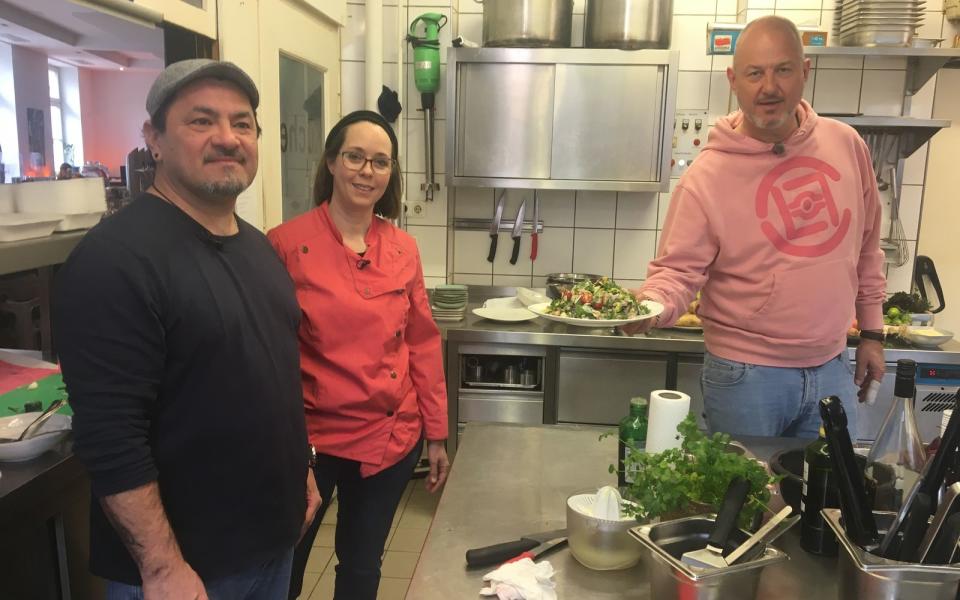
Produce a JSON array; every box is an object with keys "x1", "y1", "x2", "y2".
[
  {"x1": 896, "y1": 492, "x2": 932, "y2": 562},
  {"x1": 923, "y1": 513, "x2": 960, "y2": 565},
  {"x1": 819, "y1": 396, "x2": 880, "y2": 551},
  {"x1": 465, "y1": 528, "x2": 566, "y2": 568},
  {"x1": 530, "y1": 194, "x2": 539, "y2": 261},
  {"x1": 681, "y1": 476, "x2": 751, "y2": 568},
  {"x1": 917, "y1": 482, "x2": 960, "y2": 563},
  {"x1": 487, "y1": 189, "x2": 506, "y2": 263},
  {"x1": 509, "y1": 197, "x2": 526, "y2": 265}
]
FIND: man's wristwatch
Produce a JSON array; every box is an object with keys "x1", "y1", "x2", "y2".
[
  {"x1": 859, "y1": 329, "x2": 884, "y2": 342},
  {"x1": 308, "y1": 444, "x2": 317, "y2": 468}
]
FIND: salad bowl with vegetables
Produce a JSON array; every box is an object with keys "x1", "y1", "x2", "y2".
[{"x1": 528, "y1": 277, "x2": 663, "y2": 327}]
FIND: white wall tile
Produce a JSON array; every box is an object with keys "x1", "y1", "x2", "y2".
[
  {"x1": 453, "y1": 273, "x2": 492, "y2": 285},
  {"x1": 859, "y1": 70, "x2": 905, "y2": 117},
  {"x1": 803, "y1": 69, "x2": 815, "y2": 103},
  {"x1": 407, "y1": 225, "x2": 448, "y2": 276},
  {"x1": 676, "y1": 0, "x2": 718, "y2": 15},
  {"x1": 501, "y1": 189, "x2": 535, "y2": 230},
  {"x1": 572, "y1": 229, "x2": 615, "y2": 276},
  {"x1": 406, "y1": 118, "x2": 445, "y2": 173},
  {"x1": 919, "y1": 12, "x2": 945, "y2": 40},
  {"x1": 453, "y1": 230, "x2": 495, "y2": 273},
  {"x1": 405, "y1": 172, "x2": 448, "y2": 225},
  {"x1": 458, "y1": 12, "x2": 483, "y2": 44},
  {"x1": 821, "y1": 10, "x2": 836, "y2": 44},
  {"x1": 453, "y1": 186, "x2": 494, "y2": 218},
  {"x1": 672, "y1": 16, "x2": 714, "y2": 71},
  {"x1": 745, "y1": 0, "x2": 775, "y2": 9},
  {"x1": 899, "y1": 184, "x2": 924, "y2": 240},
  {"x1": 458, "y1": 0, "x2": 482, "y2": 15},
  {"x1": 574, "y1": 190, "x2": 617, "y2": 228},
  {"x1": 864, "y1": 57, "x2": 907, "y2": 70},
  {"x1": 812, "y1": 69, "x2": 862, "y2": 114},
  {"x1": 491, "y1": 233, "x2": 533, "y2": 276},
  {"x1": 677, "y1": 72, "x2": 712, "y2": 110},
  {"x1": 573, "y1": 0, "x2": 585, "y2": 15},
  {"x1": 532, "y1": 227, "x2": 574, "y2": 276},
  {"x1": 816, "y1": 56, "x2": 863, "y2": 69},
  {"x1": 743, "y1": 9, "x2": 776, "y2": 21},
  {"x1": 572, "y1": 14, "x2": 585, "y2": 48},
  {"x1": 909, "y1": 75, "x2": 937, "y2": 119},
  {"x1": 423, "y1": 275, "x2": 447, "y2": 288},
  {"x1": 614, "y1": 230, "x2": 657, "y2": 280},
  {"x1": 773, "y1": 9, "x2": 822, "y2": 26},
  {"x1": 616, "y1": 192, "x2": 659, "y2": 229},
  {"x1": 658, "y1": 179, "x2": 680, "y2": 229},
  {"x1": 342, "y1": 4, "x2": 401, "y2": 63},
  {"x1": 926, "y1": 0, "x2": 944, "y2": 10},
  {"x1": 493, "y1": 274, "x2": 534, "y2": 287},
  {"x1": 709, "y1": 72, "x2": 734, "y2": 118},
  {"x1": 775, "y1": 0, "x2": 822, "y2": 9},
  {"x1": 536, "y1": 189, "x2": 576, "y2": 227},
  {"x1": 712, "y1": 53, "x2": 733, "y2": 72},
  {"x1": 903, "y1": 143, "x2": 929, "y2": 186},
  {"x1": 718, "y1": 0, "x2": 739, "y2": 14}
]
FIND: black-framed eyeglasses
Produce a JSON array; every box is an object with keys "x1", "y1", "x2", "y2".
[{"x1": 340, "y1": 151, "x2": 394, "y2": 174}]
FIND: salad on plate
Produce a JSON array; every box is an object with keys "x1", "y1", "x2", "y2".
[{"x1": 546, "y1": 277, "x2": 649, "y2": 320}]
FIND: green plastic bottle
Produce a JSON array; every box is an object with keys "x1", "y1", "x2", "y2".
[{"x1": 618, "y1": 397, "x2": 649, "y2": 488}]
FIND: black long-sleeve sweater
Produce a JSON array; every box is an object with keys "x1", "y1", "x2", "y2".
[{"x1": 54, "y1": 194, "x2": 307, "y2": 584}]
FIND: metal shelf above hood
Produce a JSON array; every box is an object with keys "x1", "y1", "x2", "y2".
[{"x1": 805, "y1": 46, "x2": 960, "y2": 95}]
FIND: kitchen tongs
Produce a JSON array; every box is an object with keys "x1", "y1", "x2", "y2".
[{"x1": 819, "y1": 396, "x2": 880, "y2": 551}]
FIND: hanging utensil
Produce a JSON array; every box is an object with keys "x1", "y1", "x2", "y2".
[
  {"x1": 914, "y1": 256, "x2": 946, "y2": 313},
  {"x1": 509, "y1": 197, "x2": 526, "y2": 265},
  {"x1": 530, "y1": 194, "x2": 540, "y2": 262},
  {"x1": 407, "y1": 13, "x2": 447, "y2": 202},
  {"x1": 487, "y1": 190, "x2": 506, "y2": 263}
]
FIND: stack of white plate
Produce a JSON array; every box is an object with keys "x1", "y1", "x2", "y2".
[
  {"x1": 834, "y1": 0, "x2": 925, "y2": 47},
  {"x1": 430, "y1": 284, "x2": 468, "y2": 322}
]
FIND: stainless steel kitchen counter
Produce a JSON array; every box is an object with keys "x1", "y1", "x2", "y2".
[
  {"x1": 440, "y1": 304, "x2": 960, "y2": 365},
  {"x1": 407, "y1": 422, "x2": 838, "y2": 599}
]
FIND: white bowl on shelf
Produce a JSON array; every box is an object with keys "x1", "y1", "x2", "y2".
[{"x1": 904, "y1": 327, "x2": 954, "y2": 348}]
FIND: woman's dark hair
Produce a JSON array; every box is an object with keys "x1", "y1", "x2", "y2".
[{"x1": 313, "y1": 111, "x2": 402, "y2": 220}]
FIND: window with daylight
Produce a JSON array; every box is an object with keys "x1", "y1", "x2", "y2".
[{"x1": 48, "y1": 66, "x2": 65, "y2": 168}]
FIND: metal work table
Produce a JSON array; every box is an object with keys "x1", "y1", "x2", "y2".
[{"x1": 407, "y1": 423, "x2": 836, "y2": 599}]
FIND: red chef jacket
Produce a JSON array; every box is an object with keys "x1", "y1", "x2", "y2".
[{"x1": 267, "y1": 203, "x2": 448, "y2": 476}]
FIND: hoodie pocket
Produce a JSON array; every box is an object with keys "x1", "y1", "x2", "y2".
[{"x1": 746, "y1": 259, "x2": 856, "y2": 342}]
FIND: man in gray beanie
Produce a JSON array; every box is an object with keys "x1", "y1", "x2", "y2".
[{"x1": 54, "y1": 59, "x2": 320, "y2": 600}]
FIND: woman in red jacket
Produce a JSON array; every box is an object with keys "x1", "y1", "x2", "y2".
[{"x1": 268, "y1": 110, "x2": 449, "y2": 600}]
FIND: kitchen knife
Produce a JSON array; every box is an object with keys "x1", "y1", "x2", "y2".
[
  {"x1": 530, "y1": 194, "x2": 540, "y2": 261},
  {"x1": 819, "y1": 396, "x2": 880, "y2": 551},
  {"x1": 923, "y1": 513, "x2": 960, "y2": 565},
  {"x1": 465, "y1": 528, "x2": 566, "y2": 568},
  {"x1": 487, "y1": 189, "x2": 506, "y2": 263},
  {"x1": 509, "y1": 197, "x2": 526, "y2": 265},
  {"x1": 895, "y1": 492, "x2": 932, "y2": 562},
  {"x1": 681, "y1": 476, "x2": 751, "y2": 568},
  {"x1": 917, "y1": 482, "x2": 960, "y2": 563}
]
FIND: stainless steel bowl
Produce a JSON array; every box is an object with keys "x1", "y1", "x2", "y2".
[{"x1": 566, "y1": 493, "x2": 644, "y2": 570}]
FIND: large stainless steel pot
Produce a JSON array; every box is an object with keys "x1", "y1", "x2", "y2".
[
  {"x1": 478, "y1": 0, "x2": 574, "y2": 48},
  {"x1": 584, "y1": 0, "x2": 673, "y2": 50}
]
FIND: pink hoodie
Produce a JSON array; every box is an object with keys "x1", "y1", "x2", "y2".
[{"x1": 641, "y1": 101, "x2": 886, "y2": 368}]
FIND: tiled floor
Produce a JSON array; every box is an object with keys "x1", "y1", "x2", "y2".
[{"x1": 297, "y1": 479, "x2": 441, "y2": 600}]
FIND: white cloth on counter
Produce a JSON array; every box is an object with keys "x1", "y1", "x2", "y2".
[{"x1": 480, "y1": 558, "x2": 558, "y2": 600}]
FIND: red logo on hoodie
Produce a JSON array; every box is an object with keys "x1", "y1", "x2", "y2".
[{"x1": 755, "y1": 156, "x2": 851, "y2": 257}]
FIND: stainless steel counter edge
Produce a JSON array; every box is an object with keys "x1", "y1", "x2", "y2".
[{"x1": 440, "y1": 309, "x2": 960, "y2": 365}]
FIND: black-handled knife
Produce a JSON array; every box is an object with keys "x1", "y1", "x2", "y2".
[
  {"x1": 465, "y1": 528, "x2": 567, "y2": 568},
  {"x1": 509, "y1": 197, "x2": 526, "y2": 265},
  {"x1": 709, "y1": 476, "x2": 752, "y2": 553},
  {"x1": 487, "y1": 190, "x2": 505, "y2": 263}
]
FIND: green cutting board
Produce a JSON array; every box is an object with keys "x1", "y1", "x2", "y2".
[{"x1": 0, "y1": 373, "x2": 72, "y2": 416}]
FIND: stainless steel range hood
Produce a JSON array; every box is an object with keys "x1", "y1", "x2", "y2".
[{"x1": 446, "y1": 47, "x2": 679, "y2": 192}]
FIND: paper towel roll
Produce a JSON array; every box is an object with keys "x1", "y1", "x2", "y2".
[{"x1": 645, "y1": 390, "x2": 691, "y2": 454}]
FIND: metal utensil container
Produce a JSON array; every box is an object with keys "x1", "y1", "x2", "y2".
[
  {"x1": 477, "y1": 0, "x2": 574, "y2": 48},
  {"x1": 629, "y1": 515, "x2": 788, "y2": 600},
  {"x1": 822, "y1": 508, "x2": 960, "y2": 600},
  {"x1": 584, "y1": 0, "x2": 673, "y2": 49}
]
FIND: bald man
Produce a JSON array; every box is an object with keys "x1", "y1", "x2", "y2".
[{"x1": 628, "y1": 16, "x2": 886, "y2": 439}]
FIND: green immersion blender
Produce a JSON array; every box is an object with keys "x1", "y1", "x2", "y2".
[{"x1": 408, "y1": 13, "x2": 447, "y2": 202}]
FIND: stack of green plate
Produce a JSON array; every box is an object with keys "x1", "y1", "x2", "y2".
[{"x1": 431, "y1": 284, "x2": 468, "y2": 322}]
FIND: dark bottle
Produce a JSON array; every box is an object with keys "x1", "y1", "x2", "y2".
[
  {"x1": 617, "y1": 396, "x2": 649, "y2": 489},
  {"x1": 801, "y1": 426, "x2": 839, "y2": 556}
]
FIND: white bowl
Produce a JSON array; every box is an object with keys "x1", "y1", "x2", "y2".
[
  {"x1": 0, "y1": 413, "x2": 71, "y2": 462},
  {"x1": 904, "y1": 327, "x2": 954, "y2": 348}
]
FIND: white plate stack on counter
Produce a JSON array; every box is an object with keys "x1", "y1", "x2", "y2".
[
  {"x1": 431, "y1": 284, "x2": 468, "y2": 322},
  {"x1": 0, "y1": 177, "x2": 107, "y2": 242}
]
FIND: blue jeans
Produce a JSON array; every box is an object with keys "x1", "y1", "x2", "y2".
[
  {"x1": 701, "y1": 351, "x2": 859, "y2": 439},
  {"x1": 104, "y1": 548, "x2": 294, "y2": 600}
]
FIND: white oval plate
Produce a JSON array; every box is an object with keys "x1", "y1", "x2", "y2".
[
  {"x1": 0, "y1": 413, "x2": 71, "y2": 462},
  {"x1": 527, "y1": 301, "x2": 664, "y2": 327},
  {"x1": 472, "y1": 306, "x2": 538, "y2": 322}
]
